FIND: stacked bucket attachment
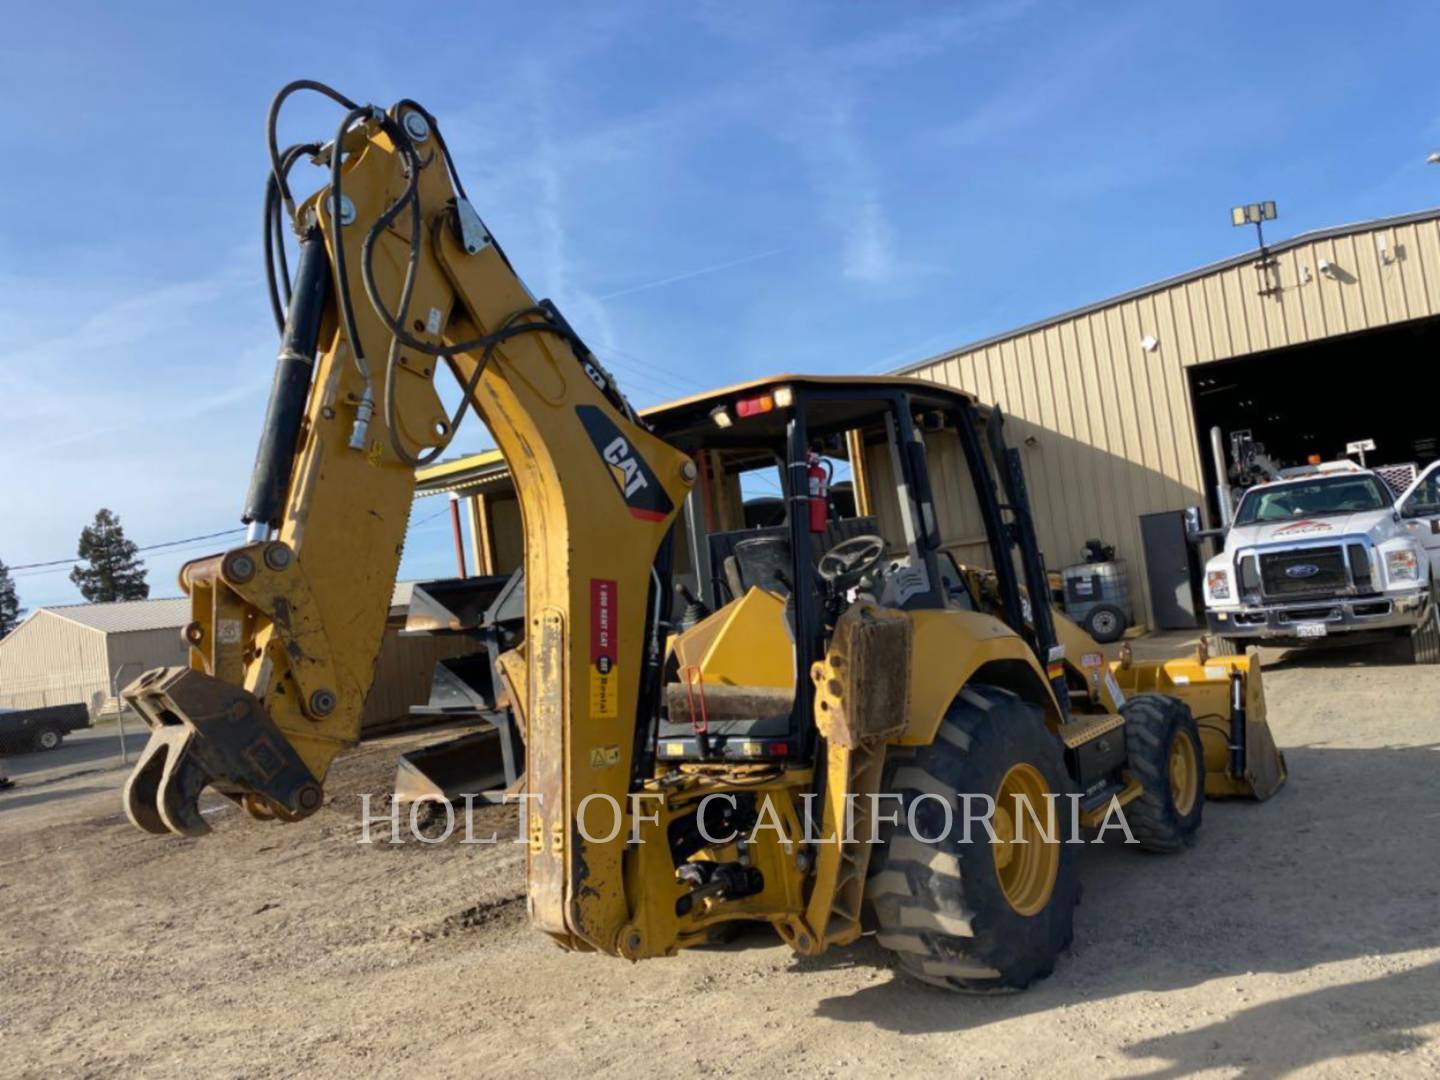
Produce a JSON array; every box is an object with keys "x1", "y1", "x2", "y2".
[{"x1": 392, "y1": 572, "x2": 527, "y2": 807}]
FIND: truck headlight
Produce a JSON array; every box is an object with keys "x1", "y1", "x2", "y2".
[
  {"x1": 1386, "y1": 549, "x2": 1420, "y2": 583},
  {"x1": 1206, "y1": 569, "x2": 1231, "y2": 600}
]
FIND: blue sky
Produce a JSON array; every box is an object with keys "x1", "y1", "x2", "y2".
[{"x1": 3, "y1": 0, "x2": 1438, "y2": 609}]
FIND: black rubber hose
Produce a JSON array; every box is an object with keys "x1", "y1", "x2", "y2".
[
  {"x1": 259, "y1": 81, "x2": 607, "y2": 468},
  {"x1": 264, "y1": 142, "x2": 320, "y2": 333},
  {"x1": 328, "y1": 105, "x2": 378, "y2": 372},
  {"x1": 267, "y1": 80, "x2": 359, "y2": 220}
]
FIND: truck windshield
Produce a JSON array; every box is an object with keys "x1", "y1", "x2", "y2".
[{"x1": 1234, "y1": 475, "x2": 1391, "y2": 524}]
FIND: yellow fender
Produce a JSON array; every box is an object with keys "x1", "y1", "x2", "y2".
[{"x1": 895, "y1": 609, "x2": 1061, "y2": 746}]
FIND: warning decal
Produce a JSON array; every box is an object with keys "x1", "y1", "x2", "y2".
[{"x1": 590, "y1": 579, "x2": 618, "y2": 718}]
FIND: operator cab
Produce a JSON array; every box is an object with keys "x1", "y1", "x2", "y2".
[{"x1": 646, "y1": 377, "x2": 993, "y2": 764}]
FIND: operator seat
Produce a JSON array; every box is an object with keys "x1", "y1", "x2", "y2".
[{"x1": 707, "y1": 515, "x2": 883, "y2": 603}]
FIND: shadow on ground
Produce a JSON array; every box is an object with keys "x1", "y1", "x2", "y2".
[
  {"x1": 804, "y1": 742, "x2": 1440, "y2": 1075},
  {"x1": 1264, "y1": 636, "x2": 1414, "y2": 670},
  {"x1": 0, "y1": 784, "x2": 111, "y2": 814}
]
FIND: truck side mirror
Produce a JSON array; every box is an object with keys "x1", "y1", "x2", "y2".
[{"x1": 1183, "y1": 506, "x2": 1203, "y2": 540}]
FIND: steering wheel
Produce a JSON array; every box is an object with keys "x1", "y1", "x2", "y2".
[{"x1": 817, "y1": 534, "x2": 887, "y2": 586}]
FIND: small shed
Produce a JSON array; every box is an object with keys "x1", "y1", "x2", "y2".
[
  {"x1": 0, "y1": 598, "x2": 189, "y2": 715},
  {"x1": 0, "y1": 588, "x2": 470, "y2": 730}
]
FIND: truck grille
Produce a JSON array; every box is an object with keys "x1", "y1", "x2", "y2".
[{"x1": 1260, "y1": 546, "x2": 1348, "y2": 598}]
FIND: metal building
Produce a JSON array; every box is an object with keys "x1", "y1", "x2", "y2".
[
  {"x1": 413, "y1": 449, "x2": 524, "y2": 578},
  {"x1": 413, "y1": 208, "x2": 1440, "y2": 628},
  {"x1": 896, "y1": 208, "x2": 1440, "y2": 624},
  {"x1": 0, "y1": 599, "x2": 189, "y2": 715},
  {"x1": 0, "y1": 588, "x2": 470, "y2": 730}
]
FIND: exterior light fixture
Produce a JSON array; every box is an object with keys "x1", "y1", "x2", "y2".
[
  {"x1": 1231, "y1": 200, "x2": 1279, "y2": 298},
  {"x1": 1230, "y1": 201, "x2": 1276, "y2": 227}
]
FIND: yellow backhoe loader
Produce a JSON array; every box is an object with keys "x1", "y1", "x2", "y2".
[{"x1": 121, "y1": 82, "x2": 1285, "y2": 991}]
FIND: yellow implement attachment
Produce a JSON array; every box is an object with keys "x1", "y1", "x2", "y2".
[{"x1": 1110, "y1": 648, "x2": 1287, "y2": 801}]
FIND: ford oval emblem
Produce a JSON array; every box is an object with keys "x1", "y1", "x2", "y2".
[{"x1": 1286, "y1": 563, "x2": 1320, "y2": 578}]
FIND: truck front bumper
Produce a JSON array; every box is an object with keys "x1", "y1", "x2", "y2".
[{"x1": 1207, "y1": 587, "x2": 1429, "y2": 642}]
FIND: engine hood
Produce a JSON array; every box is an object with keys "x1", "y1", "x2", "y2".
[{"x1": 1226, "y1": 509, "x2": 1395, "y2": 550}]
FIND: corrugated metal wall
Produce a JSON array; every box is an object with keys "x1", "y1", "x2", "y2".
[
  {"x1": 0, "y1": 605, "x2": 474, "y2": 728},
  {"x1": 359, "y1": 622, "x2": 477, "y2": 732},
  {"x1": 105, "y1": 628, "x2": 187, "y2": 699},
  {"x1": 0, "y1": 613, "x2": 110, "y2": 712},
  {"x1": 905, "y1": 212, "x2": 1440, "y2": 623}
]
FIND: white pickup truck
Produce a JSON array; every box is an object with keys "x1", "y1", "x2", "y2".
[{"x1": 1203, "y1": 460, "x2": 1440, "y2": 662}]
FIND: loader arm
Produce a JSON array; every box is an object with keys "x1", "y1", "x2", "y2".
[{"x1": 122, "y1": 85, "x2": 694, "y2": 952}]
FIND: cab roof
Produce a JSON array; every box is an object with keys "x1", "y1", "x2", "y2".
[
  {"x1": 642, "y1": 373, "x2": 978, "y2": 454},
  {"x1": 645, "y1": 373, "x2": 975, "y2": 416}
]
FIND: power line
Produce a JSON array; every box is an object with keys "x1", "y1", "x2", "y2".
[
  {"x1": 12, "y1": 536, "x2": 248, "y2": 580},
  {"x1": 7, "y1": 528, "x2": 247, "y2": 572},
  {"x1": 410, "y1": 505, "x2": 454, "y2": 528}
]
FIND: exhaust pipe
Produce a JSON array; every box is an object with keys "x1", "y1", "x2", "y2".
[{"x1": 1210, "y1": 425, "x2": 1233, "y2": 530}]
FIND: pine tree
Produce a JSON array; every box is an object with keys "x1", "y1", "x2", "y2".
[
  {"x1": 0, "y1": 559, "x2": 21, "y2": 637},
  {"x1": 70, "y1": 509, "x2": 150, "y2": 603}
]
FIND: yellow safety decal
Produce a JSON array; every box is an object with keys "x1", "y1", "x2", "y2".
[{"x1": 589, "y1": 745, "x2": 622, "y2": 769}]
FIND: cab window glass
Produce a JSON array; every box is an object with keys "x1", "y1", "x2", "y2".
[{"x1": 1406, "y1": 471, "x2": 1440, "y2": 515}]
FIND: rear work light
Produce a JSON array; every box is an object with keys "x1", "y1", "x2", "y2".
[{"x1": 735, "y1": 394, "x2": 775, "y2": 418}]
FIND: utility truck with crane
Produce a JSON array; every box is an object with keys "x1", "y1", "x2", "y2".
[{"x1": 1204, "y1": 460, "x2": 1440, "y2": 662}]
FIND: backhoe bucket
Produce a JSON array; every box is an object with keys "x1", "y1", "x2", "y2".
[
  {"x1": 394, "y1": 727, "x2": 512, "y2": 805},
  {"x1": 1110, "y1": 649, "x2": 1286, "y2": 800},
  {"x1": 390, "y1": 574, "x2": 527, "y2": 806},
  {"x1": 391, "y1": 654, "x2": 525, "y2": 806}
]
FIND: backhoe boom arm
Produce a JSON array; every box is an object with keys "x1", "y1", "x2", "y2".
[{"x1": 122, "y1": 86, "x2": 694, "y2": 954}]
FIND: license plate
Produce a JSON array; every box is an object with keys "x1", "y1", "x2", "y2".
[{"x1": 1295, "y1": 622, "x2": 1328, "y2": 639}]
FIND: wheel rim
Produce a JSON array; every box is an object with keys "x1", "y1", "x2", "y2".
[
  {"x1": 992, "y1": 763, "x2": 1060, "y2": 917},
  {"x1": 1168, "y1": 732, "x2": 1199, "y2": 815},
  {"x1": 39, "y1": 731, "x2": 58, "y2": 749},
  {"x1": 1094, "y1": 611, "x2": 1117, "y2": 635}
]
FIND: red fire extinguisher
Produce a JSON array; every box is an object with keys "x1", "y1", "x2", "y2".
[{"x1": 806, "y1": 452, "x2": 830, "y2": 533}]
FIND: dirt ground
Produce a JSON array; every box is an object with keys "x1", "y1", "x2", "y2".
[{"x1": 3, "y1": 634, "x2": 1439, "y2": 1079}]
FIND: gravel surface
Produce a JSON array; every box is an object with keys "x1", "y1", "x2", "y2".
[{"x1": 2, "y1": 636, "x2": 1437, "y2": 1079}]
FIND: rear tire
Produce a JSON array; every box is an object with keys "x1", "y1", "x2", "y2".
[
  {"x1": 1082, "y1": 603, "x2": 1127, "y2": 644},
  {"x1": 1119, "y1": 694, "x2": 1204, "y2": 852},
  {"x1": 33, "y1": 728, "x2": 62, "y2": 752},
  {"x1": 867, "y1": 684, "x2": 1080, "y2": 993}
]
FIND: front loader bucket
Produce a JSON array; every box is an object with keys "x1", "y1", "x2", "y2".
[{"x1": 1110, "y1": 649, "x2": 1287, "y2": 800}]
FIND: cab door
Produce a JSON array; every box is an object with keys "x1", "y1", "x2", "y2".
[{"x1": 1398, "y1": 462, "x2": 1440, "y2": 578}]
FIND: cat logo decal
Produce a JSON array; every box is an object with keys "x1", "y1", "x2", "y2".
[{"x1": 576, "y1": 405, "x2": 673, "y2": 522}]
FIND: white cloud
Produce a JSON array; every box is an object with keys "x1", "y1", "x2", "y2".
[{"x1": 843, "y1": 198, "x2": 896, "y2": 284}]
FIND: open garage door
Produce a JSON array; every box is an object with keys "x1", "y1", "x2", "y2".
[{"x1": 1189, "y1": 315, "x2": 1440, "y2": 523}]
